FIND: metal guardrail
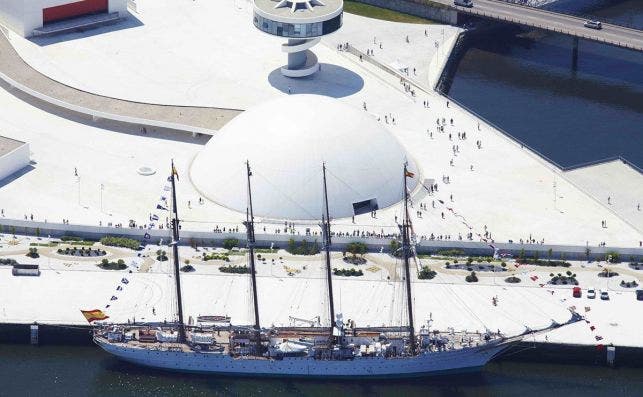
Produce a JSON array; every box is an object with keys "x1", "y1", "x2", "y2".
[
  {"x1": 495, "y1": 0, "x2": 642, "y2": 31},
  {"x1": 453, "y1": 6, "x2": 642, "y2": 51}
]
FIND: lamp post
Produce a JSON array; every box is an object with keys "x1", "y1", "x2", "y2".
[
  {"x1": 100, "y1": 183, "x2": 104, "y2": 213},
  {"x1": 77, "y1": 176, "x2": 81, "y2": 206}
]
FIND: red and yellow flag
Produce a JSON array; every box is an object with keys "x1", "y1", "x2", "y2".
[
  {"x1": 405, "y1": 170, "x2": 415, "y2": 178},
  {"x1": 81, "y1": 309, "x2": 109, "y2": 323},
  {"x1": 172, "y1": 164, "x2": 179, "y2": 181}
]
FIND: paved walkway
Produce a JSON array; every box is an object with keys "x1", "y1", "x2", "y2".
[{"x1": 0, "y1": 31, "x2": 241, "y2": 132}]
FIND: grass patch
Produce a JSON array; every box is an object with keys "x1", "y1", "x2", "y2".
[
  {"x1": 344, "y1": 1, "x2": 435, "y2": 24},
  {"x1": 100, "y1": 236, "x2": 140, "y2": 250},
  {"x1": 30, "y1": 242, "x2": 59, "y2": 247}
]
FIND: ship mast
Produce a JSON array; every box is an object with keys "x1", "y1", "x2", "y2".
[
  {"x1": 244, "y1": 161, "x2": 262, "y2": 355},
  {"x1": 321, "y1": 163, "x2": 336, "y2": 342},
  {"x1": 170, "y1": 160, "x2": 186, "y2": 343},
  {"x1": 402, "y1": 163, "x2": 417, "y2": 354}
]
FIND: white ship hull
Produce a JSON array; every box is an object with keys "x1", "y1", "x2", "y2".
[{"x1": 95, "y1": 339, "x2": 512, "y2": 378}]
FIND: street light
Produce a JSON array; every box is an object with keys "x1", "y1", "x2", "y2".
[
  {"x1": 100, "y1": 183, "x2": 104, "y2": 213},
  {"x1": 76, "y1": 176, "x2": 81, "y2": 206}
]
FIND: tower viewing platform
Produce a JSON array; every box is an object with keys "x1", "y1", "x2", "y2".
[{"x1": 253, "y1": 0, "x2": 343, "y2": 77}]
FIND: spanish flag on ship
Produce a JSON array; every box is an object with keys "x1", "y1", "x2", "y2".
[
  {"x1": 81, "y1": 309, "x2": 109, "y2": 323},
  {"x1": 404, "y1": 169, "x2": 415, "y2": 178},
  {"x1": 172, "y1": 162, "x2": 179, "y2": 181}
]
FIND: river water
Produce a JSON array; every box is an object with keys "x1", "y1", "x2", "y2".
[
  {"x1": 445, "y1": 0, "x2": 643, "y2": 169},
  {"x1": 0, "y1": 344, "x2": 641, "y2": 397}
]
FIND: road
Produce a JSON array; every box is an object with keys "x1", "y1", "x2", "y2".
[{"x1": 438, "y1": 0, "x2": 643, "y2": 51}]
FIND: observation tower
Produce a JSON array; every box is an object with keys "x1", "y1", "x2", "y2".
[{"x1": 253, "y1": 0, "x2": 343, "y2": 77}]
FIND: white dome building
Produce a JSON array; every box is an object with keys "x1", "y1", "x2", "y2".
[{"x1": 190, "y1": 95, "x2": 418, "y2": 220}]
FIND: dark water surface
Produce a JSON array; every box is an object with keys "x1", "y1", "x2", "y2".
[
  {"x1": 0, "y1": 344, "x2": 642, "y2": 397},
  {"x1": 445, "y1": 0, "x2": 643, "y2": 169}
]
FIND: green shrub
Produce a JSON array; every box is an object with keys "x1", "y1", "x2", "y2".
[
  {"x1": 333, "y1": 268, "x2": 364, "y2": 277},
  {"x1": 97, "y1": 260, "x2": 127, "y2": 270},
  {"x1": 389, "y1": 239, "x2": 401, "y2": 256},
  {"x1": 219, "y1": 265, "x2": 250, "y2": 274},
  {"x1": 346, "y1": 242, "x2": 367, "y2": 258},
  {"x1": 223, "y1": 238, "x2": 239, "y2": 250},
  {"x1": 203, "y1": 252, "x2": 230, "y2": 262},
  {"x1": 436, "y1": 249, "x2": 465, "y2": 257},
  {"x1": 100, "y1": 236, "x2": 140, "y2": 250},
  {"x1": 61, "y1": 236, "x2": 84, "y2": 242},
  {"x1": 465, "y1": 271, "x2": 478, "y2": 283},
  {"x1": 605, "y1": 251, "x2": 620, "y2": 263},
  {"x1": 156, "y1": 250, "x2": 168, "y2": 261},
  {"x1": 418, "y1": 266, "x2": 437, "y2": 280},
  {"x1": 285, "y1": 239, "x2": 320, "y2": 255}
]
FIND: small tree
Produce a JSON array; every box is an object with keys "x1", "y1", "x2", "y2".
[
  {"x1": 547, "y1": 248, "x2": 553, "y2": 261},
  {"x1": 389, "y1": 239, "x2": 400, "y2": 254},
  {"x1": 223, "y1": 238, "x2": 239, "y2": 250},
  {"x1": 35, "y1": 227, "x2": 41, "y2": 238}
]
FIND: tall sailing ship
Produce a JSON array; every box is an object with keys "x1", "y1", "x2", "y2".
[{"x1": 94, "y1": 161, "x2": 580, "y2": 377}]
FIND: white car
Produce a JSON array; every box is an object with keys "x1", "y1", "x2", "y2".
[
  {"x1": 584, "y1": 20, "x2": 602, "y2": 30},
  {"x1": 454, "y1": 0, "x2": 474, "y2": 8},
  {"x1": 600, "y1": 290, "x2": 609, "y2": 300},
  {"x1": 587, "y1": 288, "x2": 596, "y2": 299}
]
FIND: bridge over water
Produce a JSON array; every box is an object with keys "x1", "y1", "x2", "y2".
[{"x1": 434, "y1": 0, "x2": 643, "y2": 52}]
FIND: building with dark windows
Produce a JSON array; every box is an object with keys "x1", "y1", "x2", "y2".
[{"x1": 253, "y1": 0, "x2": 343, "y2": 77}]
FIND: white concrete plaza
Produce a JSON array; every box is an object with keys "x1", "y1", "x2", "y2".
[
  {"x1": 0, "y1": 0, "x2": 640, "y2": 249},
  {"x1": 0, "y1": 235, "x2": 640, "y2": 347}
]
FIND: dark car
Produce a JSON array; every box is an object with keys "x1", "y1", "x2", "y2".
[{"x1": 637, "y1": 290, "x2": 643, "y2": 301}]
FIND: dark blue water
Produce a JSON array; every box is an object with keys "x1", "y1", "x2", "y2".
[
  {"x1": 0, "y1": 344, "x2": 642, "y2": 396},
  {"x1": 446, "y1": 0, "x2": 643, "y2": 169}
]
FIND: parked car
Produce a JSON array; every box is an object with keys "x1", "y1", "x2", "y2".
[
  {"x1": 636, "y1": 290, "x2": 643, "y2": 301},
  {"x1": 600, "y1": 290, "x2": 609, "y2": 300},
  {"x1": 587, "y1": 288, "x2": 596, "y2": 299},
  {"x1": 454, "y1": 0, "x2": 474, "y2": 8},
  {"x1": 584, "y1": 20, "x2": 602, "y2": 30},
  {"x1": 572, "y1": 287, "x2": 582, "y2": 298}
]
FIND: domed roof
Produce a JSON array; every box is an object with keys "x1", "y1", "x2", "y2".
[{"x1": 190, "y1": 95, "x2": 418, "y2": 220}]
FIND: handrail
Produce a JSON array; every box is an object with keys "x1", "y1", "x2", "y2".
[
  {"x1": 447, "y1": 0, "x2": 643, "y2": 51},
  {"x1": 492, "y1": 0, "x2": 642, "y2": 31}
]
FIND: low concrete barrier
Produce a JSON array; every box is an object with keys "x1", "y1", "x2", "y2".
[{"x1": 1, "y1": 218, "x2": 641, "y2": 261}]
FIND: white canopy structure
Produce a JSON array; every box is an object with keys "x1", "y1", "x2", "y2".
[{"x1": 190, "y1": 95, "x2": 418, "y2": 220}]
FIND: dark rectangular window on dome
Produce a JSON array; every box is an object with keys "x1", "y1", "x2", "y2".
[{"x1": 352, "y1": 198, "x2": 378, "y2": 216}]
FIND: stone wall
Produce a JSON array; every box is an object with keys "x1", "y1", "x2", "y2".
[{"x1": 350, "y1": 0, "x2": 458, "y2": 25}]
